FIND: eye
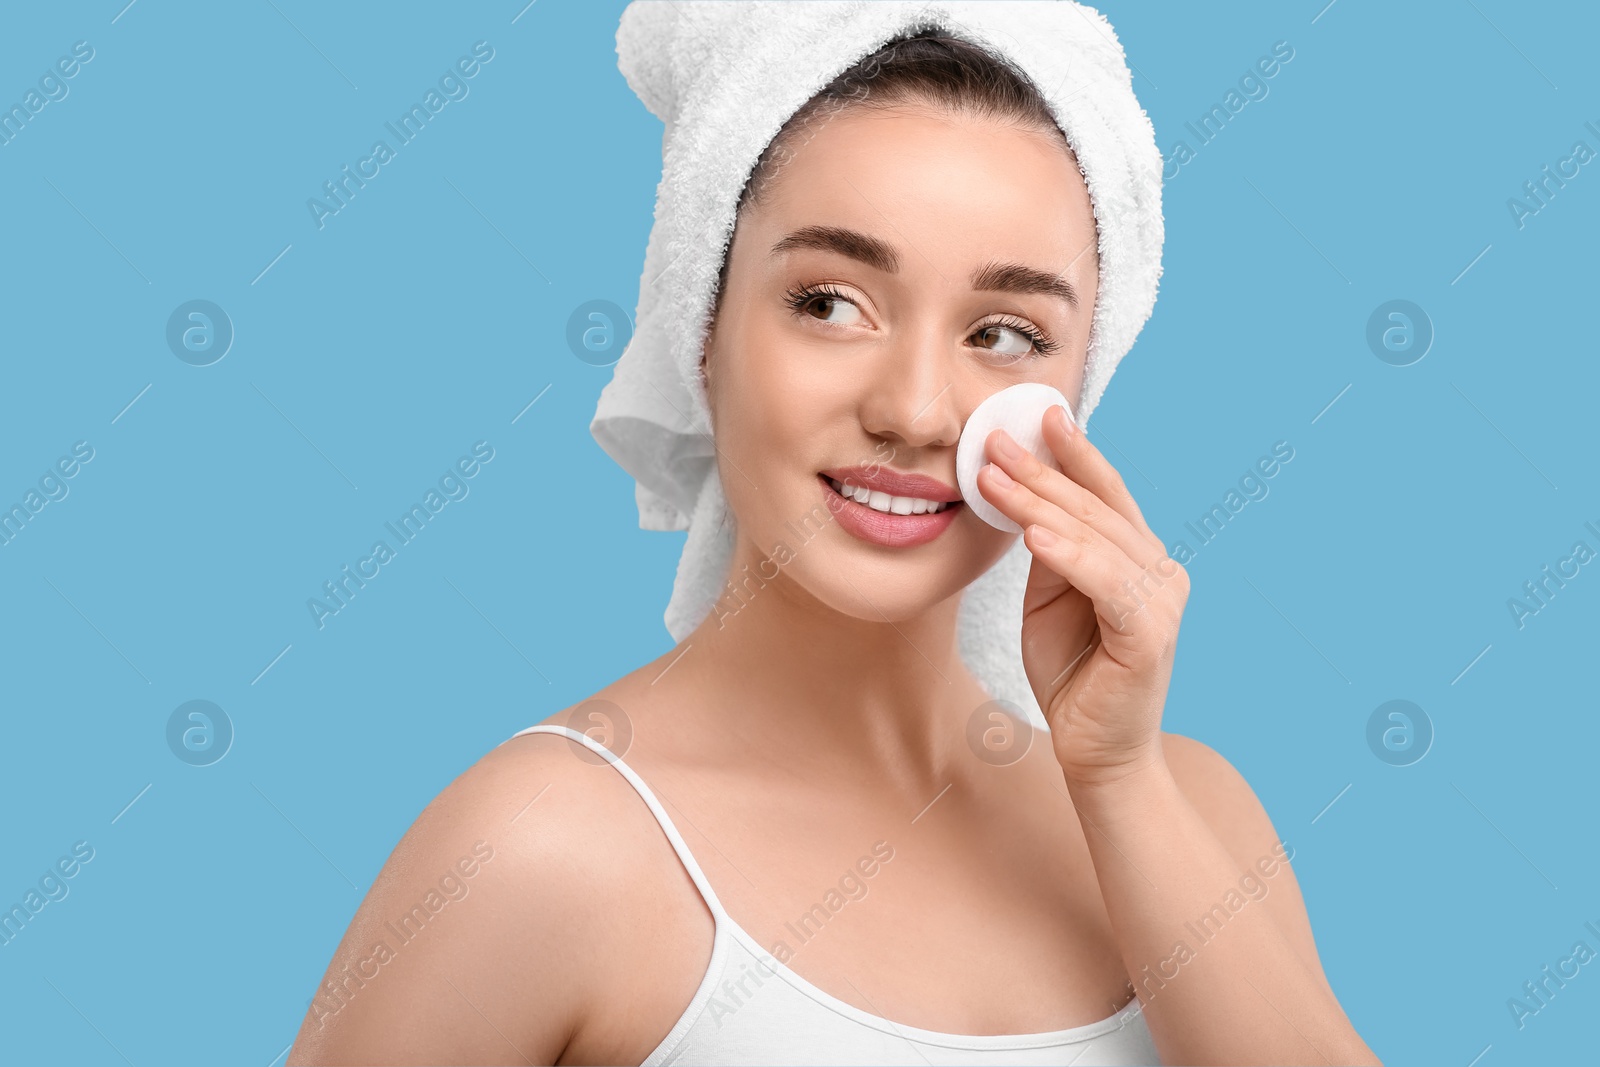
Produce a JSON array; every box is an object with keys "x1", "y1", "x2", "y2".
[
  {"x1": 783, "y1": 285, "x2": 1060, "y2": 363},
  {"x1": 785, "y1": 283, "x2": 865, "y2": 326},
  {"x1": 972, "y1": 316, "x2": 1060, "y2": 361}
]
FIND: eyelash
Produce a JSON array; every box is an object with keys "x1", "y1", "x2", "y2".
[{"x1": 782, "y1": 283, "x2": 1061, "y2": 360}]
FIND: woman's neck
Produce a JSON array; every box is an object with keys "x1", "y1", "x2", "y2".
[{"x1": 670, "y1": 560, "x2": 991, "y2": 792}]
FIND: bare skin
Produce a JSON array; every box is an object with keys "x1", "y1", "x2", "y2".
[{"x1": 289, "y1": 102, "x2": 1381, "y2": 1066}]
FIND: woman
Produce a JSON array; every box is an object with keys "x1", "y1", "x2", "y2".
[{"x1": 290, "y1": 5, "x2": 1380, "y2": 1064}]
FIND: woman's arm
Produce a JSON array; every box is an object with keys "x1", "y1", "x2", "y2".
[
  {"x1": 978, "y1": 406, "x2": 1379, "y2": 1064},
  {"x1": 1067, "y1": 732, "x2": 1378, "y2": 1065}
]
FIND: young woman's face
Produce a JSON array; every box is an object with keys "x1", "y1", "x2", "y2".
[{"x1": 704, "y1": 100, "x2": 1100, "y2": 622}]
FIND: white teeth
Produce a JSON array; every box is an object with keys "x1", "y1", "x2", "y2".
[{"x1": 828, "y1": 477, "x2": 948, "y2": 516}]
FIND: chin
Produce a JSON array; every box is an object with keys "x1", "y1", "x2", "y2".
[{"x1": 790, "y1": 533, "x2": 998, "y2": 623}]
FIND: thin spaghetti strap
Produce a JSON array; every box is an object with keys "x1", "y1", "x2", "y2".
[{"x1": 505, "y1": 723, "x2": 730, "y2": 925}]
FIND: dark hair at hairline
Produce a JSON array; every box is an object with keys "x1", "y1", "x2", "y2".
[{"x1": 745, "y1": 29, "x2": 1067, "y2": 213}]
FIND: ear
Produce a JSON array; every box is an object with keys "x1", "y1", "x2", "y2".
[
  {"x1": 698, "y1": 337, "x2": 717, "y2": 435},
  {"x1": 699, "y1": 326, "x2": 715, "y2": 392}
]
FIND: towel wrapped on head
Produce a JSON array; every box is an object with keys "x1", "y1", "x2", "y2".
[{"x1": 594, "y1": 1, "x2": 1164, "y2": 729}]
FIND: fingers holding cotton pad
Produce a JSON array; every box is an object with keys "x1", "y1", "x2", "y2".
[{"x1": 956, "y1": 383, "x2": 1076, "y2": 532}]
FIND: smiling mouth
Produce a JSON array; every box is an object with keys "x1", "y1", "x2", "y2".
[{"x1": 819, "y1": 474, "x2": 963, "y2": 515}]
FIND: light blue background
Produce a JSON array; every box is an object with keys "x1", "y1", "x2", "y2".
[{"x1": 1, "y1": 1, "x2": 1595, "y2": 1064}]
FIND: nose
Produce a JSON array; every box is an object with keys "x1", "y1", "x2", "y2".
[{"x1": 858, "y1": 339, "x2": 964, "y2": 452}]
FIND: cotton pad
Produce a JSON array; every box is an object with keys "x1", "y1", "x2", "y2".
[{"x1": 956, "y1": 383, "x2": 1076, "y2": 533}]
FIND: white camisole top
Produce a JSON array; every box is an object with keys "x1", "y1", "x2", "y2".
[{"x1": 509, "y1": 724, "x2": 1161, "y2": 1066}]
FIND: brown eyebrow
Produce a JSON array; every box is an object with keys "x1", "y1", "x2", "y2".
[
  {"x1": 968, "y1": 260, "x2": 1080, "y2": 310},
  {"x1": 769, "y1": 225, "x2": 1079, "y2": 309},
  {"x1": 770, "y1": 225, "x2": 901, "y2": 274}
]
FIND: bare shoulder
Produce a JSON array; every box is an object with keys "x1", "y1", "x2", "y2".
[
  {"x1": 286, "y1": 720, "x2": 673, "y2": 1065},
  {"x1": 1159, "y1": 730, "x2": 1331, "y2": 985},
  {"x1": 1159, "y1": 731, "x2": 1281, "y2": 853}
]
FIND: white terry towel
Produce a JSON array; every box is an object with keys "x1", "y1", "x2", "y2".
[{"x1": 595, "y1": 1, "x2": 1164, "y2": 730}]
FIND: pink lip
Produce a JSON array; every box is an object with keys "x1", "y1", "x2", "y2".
[
  {"x1": 817, "y1": 473, "x2": 963, "y2": 548},
  {"x1": 818, "y1": 465, "x2": 962, "y2": 502}
]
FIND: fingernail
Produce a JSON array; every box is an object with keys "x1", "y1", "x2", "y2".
[
  {"x1": 990, "y1": 430, "x2": 1022, "y2": 461},
  {"x1": 1030, "y1": 524, "x2": 1057, "y2": 546},
  {"x1": 1055, "y1": 404, "x2": 1078, "y2": 436},
  {"x1": 986, "y1": 462, "x2": 1014, "y2": 487}
]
